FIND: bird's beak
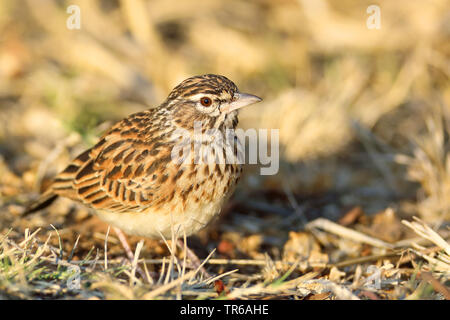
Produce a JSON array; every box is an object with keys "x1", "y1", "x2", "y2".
[{"x1": 220, "y1": 92, "x2": 262, "y2": 114}]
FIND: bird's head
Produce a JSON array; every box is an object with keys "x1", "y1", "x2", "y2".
[{"x1": 165, "y1": 74, "x2": 262, "y2": 129}]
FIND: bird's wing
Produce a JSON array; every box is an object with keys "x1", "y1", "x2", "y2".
[{"x1": 50, "y1": 112, "x2": 179, "y2": 213}]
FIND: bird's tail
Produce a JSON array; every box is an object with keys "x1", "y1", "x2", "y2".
[{"x1": 23, "y1": 191, "x2": 58, "y2": 216}]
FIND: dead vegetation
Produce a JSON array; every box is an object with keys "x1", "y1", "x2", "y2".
[{"x1": 0, "y1": 0, "x2": 449, "y2": 299}]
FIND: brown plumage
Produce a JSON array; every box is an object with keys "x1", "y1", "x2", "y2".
[{"x1": 26, "y1": 74, "x2": 262, "y2": 239}]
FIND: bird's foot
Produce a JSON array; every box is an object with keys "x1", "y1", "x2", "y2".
[
  {"x1": 177, "y1": 239, "x2": 211, "y2": 280},
  {"x1": 113, "y1": 227, "x2": 153, "y2": 283}
]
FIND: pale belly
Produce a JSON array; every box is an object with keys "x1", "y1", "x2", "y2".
[{"x1": 95, "y1": 196, "x2": 227, "y2": 239}]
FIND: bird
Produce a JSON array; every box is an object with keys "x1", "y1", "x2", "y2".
[{"x1": 25, "y1": 74, "x2": 262, "y2": 243}]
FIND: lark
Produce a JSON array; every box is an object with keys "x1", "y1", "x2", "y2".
[{"x1": 26, "y1": 74, "x2": 261, "y2": 244}]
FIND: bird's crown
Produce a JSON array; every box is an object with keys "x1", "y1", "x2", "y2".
[{"x1": 168, "y1": 74, "x2": 239, "y2": 101}]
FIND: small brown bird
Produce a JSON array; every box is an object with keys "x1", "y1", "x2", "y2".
[{"x1": 26, "y1": 74, "x2": 261, "y2": 241}]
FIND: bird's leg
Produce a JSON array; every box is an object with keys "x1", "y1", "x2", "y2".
[
  {"x1": 113, "y1": 227, "x2": 152, "y2": 283},
  {"x1": 177, "y1": 239, "x2": 211, "y2": 279}
]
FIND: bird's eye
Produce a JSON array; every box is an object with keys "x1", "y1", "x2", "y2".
[{"x1": 200, "y1": 97, "x2": 212, "y2": 107}]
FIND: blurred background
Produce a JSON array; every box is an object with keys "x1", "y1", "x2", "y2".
[{"x1": 0, "y1": 0, "x2": 449, "y2": 242}]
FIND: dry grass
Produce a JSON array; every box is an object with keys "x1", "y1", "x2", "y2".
[{"x1": 0, "y1": 0, "x2": 449, "y2": 299}]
